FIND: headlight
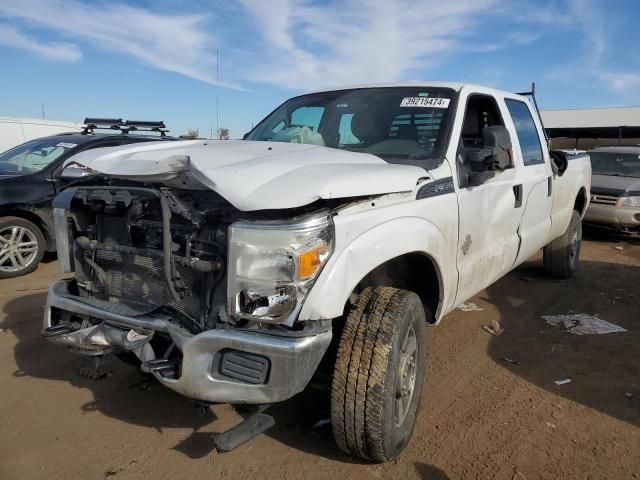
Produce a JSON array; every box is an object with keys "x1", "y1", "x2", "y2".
[
  {"x1": 227, "y1": 213, "x2": 334, "y2": 324},
  {"x1": 619, "y1": 196, "x2": 640, "y2": 208}
]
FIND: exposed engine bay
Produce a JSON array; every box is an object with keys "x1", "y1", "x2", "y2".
[{"x1": 58, "y1": 185, "x2": 231, "y2": 335}]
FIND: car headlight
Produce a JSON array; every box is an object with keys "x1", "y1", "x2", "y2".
[
  {"x1": 227, "y1": 213, "x2": 334, "y2": 324},
  {"x1": 619, "y1": 196, "x2": 640, "y2": 208}
]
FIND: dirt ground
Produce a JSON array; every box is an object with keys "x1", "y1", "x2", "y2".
[{"x1": 0, "y1": 236, "x2": 638, "y2": 480}]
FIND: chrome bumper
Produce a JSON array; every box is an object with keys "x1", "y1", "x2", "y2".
[{"x1": 43, "y1": 279, "x2": 332, "y2": 404}]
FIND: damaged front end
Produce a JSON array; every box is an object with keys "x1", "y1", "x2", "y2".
[{"x1": 43, "y1": 184, "x2": 332, "y2": 404}]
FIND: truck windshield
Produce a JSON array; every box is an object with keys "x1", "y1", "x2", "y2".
[
  {"x1": 245, "y1": 87, "x2": 456, "y2": 168},
  {"x1": 0, "y1": 138, "x2": 78, "y2": 175},
  {"x1": 590, "y1": 152, "x2": 640, "y2": 177}
]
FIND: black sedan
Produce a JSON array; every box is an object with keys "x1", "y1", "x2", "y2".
[{"x1": 0, "y1": 123, "x2": 178, "y2": 278}]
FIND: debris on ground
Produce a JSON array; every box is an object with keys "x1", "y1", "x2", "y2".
[
  {"x1": 78, "y1": 367, "x2": 112, "y2": 380},
  {"x1": 310, "y1": 418, "x2": 331, "y2": 430},
  {"x1": 78, "y1": 357, "x2": 112, "y2": 380},
  {"x1": 458, "y1": 302, "x2": 483, "y2": 312},
  {"x1": 555, "y1": 379, "x2": 572, "y2": 386},
  {"x1": 542, "y1": 313, "x2": 627, "y2": 335},
  {"x1": 625, "y1": 392, "x2": 634, "y2": 399},
  {"x1": 482, "y1": 320, "x2": 504, "y2": 336},
  {"x1": 615, "y1": 246, "x2": 624, "y2": 251},
  {"x1": 519, "y1": 276, "x2": 534, "y2": 282},
  {"x1": 502, "y1": 358, "x2": 520, "y2": 365}
]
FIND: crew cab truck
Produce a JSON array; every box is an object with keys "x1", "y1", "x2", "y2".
[{"x1": 42, "y1": 83, "x2": 590, "y2": 462}]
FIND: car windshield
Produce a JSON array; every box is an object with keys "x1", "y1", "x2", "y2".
[
  {"x1": 590, "y1": 151, "x2": 640, "y2": 177},
  {"x1": 245, "y1": 87, "x2": 456, "y2": 168},
  {"x1": 0, "y1": 138, "x2": 78, "y2": 174}
]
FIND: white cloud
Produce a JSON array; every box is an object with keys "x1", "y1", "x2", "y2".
[
  {"x1": 0, "y1": 0, "x2": 233, "y2": 87},
  {"x1": 238, "y1": 0, "x2": 500, "y2": 90},
  {"x1": 598, "y1": 72, "x2": 640, "y2": 91},
  {"x1": 547, "y1": 0, "x2": 640, "y2": 95},
  {"x1": 0, "y1": 23, "x2": 81, "y2": 62}
]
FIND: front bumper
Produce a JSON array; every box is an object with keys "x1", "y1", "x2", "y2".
[
  {"x1": 43, "y1": 279, "x2": 332, "y2": 404},
  {"x1": 584, "y1": 204, "x2": 640, "y2": 232}
]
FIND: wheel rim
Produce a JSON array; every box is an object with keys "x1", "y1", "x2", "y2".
[
  {"x1": 0, "y1": 226, "x2": 39, "y2": 273},
  {"x1": 569, "y1": 229, "x2": 580, "y2": 265},
  {"x1": 394, "y1": 325, "x2": 418, "y2": 427}
]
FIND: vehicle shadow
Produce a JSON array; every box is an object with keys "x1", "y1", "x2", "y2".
[
  {"x1": 0, "y1": 291, "x2": 357, "y2": 463},
  {"x1": 1, "y1": 292, "x2": 219, "y2": 459},
  {"x1": 482, "y1": 258, "x2": 639, "y2": 427}
]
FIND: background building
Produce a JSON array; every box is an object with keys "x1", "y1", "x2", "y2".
[{"x1": 541, "y1": 107, "x2": 640, "y2": 150}]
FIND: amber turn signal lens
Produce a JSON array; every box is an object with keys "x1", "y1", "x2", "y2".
[{"x1": 296, "y1": 243, "x2": 328, "y2": 280}]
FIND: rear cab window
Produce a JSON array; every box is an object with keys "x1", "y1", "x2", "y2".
[{"x1": 505, "y1": 99, "x2": 545, "y2": 166}]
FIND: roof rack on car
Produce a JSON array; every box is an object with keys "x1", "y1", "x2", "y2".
[{"x1": 82, "y1": 118, "x2": 169, "y2": 136}]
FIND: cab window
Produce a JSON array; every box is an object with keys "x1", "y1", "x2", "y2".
[{"x1": 505, "y1": 99, "x2": 544, "y2": 166}]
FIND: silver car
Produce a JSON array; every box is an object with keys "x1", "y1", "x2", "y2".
[{"x1": 585, "y1": 146, "x2": 640, "y2": 234}]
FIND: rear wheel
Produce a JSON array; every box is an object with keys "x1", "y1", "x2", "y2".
[
  {"x1": 543, "y1": 210, "x2": 582, "y2": 279},
  {"x1": 0, "y1": 217, "x2": 45, "y2": 279},
  {"x1": 331, "y1": 287, "x2": 428, "y2": 462}
]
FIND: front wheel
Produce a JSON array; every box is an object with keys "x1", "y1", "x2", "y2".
[
  {"x1": 0, "y1": 217, "x2": 46, "y2": 279},
  {"x1": 543, "y1": 210, "x2": 582, "y2": 279},
  {"x1": 331, "y1": 287, "x2": 428, "y2": 462}
]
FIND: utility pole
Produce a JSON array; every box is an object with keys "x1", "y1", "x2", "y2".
[{"x1": 216, "y1": 48, "x2": 219, "y2": 137}]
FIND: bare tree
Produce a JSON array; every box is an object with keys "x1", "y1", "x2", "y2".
[
  {"x1": 217, "y1": 127, "x2": 230, "y2": 140},
  {"x1": 181, "y1": 129, "x2": 200, "y2": 140}
]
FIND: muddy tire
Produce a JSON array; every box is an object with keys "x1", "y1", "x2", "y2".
[
  {"x1": 331, "y1": 287, "x2": 428, "y2": 462},
  {"x1": 543, "y1": 210, "x2": 582, "y2": 279},
  {"x1": 0, "y1": 217, "x2": 45, "y2": 279}
]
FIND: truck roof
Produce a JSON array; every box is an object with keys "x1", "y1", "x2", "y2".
[{"x1": 304, "y1": 81, "x2": 523, "y2": 99}]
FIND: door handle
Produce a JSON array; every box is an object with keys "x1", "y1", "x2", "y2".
[
  {"x1": 513, "y1": 184, "x2": 523, "y2": 208},
  {"x1": 547, "y1": 176, "x2": 553, "y2": 197}
]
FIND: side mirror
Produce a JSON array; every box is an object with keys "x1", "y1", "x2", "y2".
[
  {"x1": 550, "y1": 150, "x2": 569, "y2": 176},
  {"x1": 467, "y1": 125, "x2": 512, "y2": 173},
  {"x1": 59, "y1": 162, "x2": 95, "y2": 180}
]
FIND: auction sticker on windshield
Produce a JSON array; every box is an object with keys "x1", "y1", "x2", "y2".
[{"x1": 400, "y1": 97, "x2": 450, "y2": 108}]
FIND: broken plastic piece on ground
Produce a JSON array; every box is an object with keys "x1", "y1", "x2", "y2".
[
  {"x1": 554, "y1": 378, "x2": 572, "y2": 386},
  {"x1": 458, "y1": 302, "x2": 483, "y2": 312},
  {"x1": 542, "y1": 313, "x2": 627, "y2": 335},
  {"x1": 482, "y1": 320, "x2": 504, "y2": 336},
  {"x1": 502, "y1": 357, "x2": 520, "y2": 365},
  {"x1": 625, "y1": 392, "x2": 634, "y2": 399},
  {"x1": 615, "y1": 246, "x2": 624, "y2": 251}
]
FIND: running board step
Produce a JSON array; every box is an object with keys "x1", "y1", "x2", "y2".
[
  {"x1": 41, "y1": 324, "x2": 74, "y2": 337},
  {"x1": 142, "y1": 359, "x2": 179, "y2": 379},
  {"x1": 213, "y1": 405, "x2": 275, "y2": 452}
]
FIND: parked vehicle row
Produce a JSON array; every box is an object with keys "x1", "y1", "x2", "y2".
[{"x1": 37, "y1": 83, "x2": 591, "y2": 461}]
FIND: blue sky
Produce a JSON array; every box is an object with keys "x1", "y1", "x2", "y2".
[{"x1": 0, "y1": 0, "x2": 639, "y2": 138}]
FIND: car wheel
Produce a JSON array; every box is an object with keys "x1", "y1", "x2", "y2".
[
  {"x1": 0, "y1": 217, "x2": 46, "y2": 279},
  {"x1": 331, "y1": 286, "x2": 428, "y2": 462},
  {"x1": 543, "y1": 210, "x2": 582, "y2": 279}
]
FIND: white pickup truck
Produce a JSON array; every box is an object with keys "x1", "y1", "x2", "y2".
[{"x1": 42, "y1": 82, "x2": 590, "y2": 461}]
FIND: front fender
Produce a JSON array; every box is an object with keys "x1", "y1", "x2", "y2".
[{"x1": 299, "y1": 214, "x2": 457, "y2": 322}]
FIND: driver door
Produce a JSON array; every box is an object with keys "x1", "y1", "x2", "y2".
[{"x1": 454, "y1": 93, "x2": 522, "y2": 305}]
